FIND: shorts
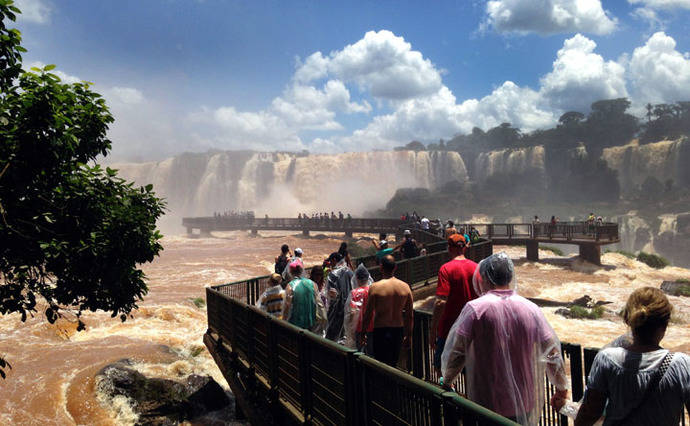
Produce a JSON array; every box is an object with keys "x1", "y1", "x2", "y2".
[
  {"x1": 372, "y1": 327, "x2": 404, "y2": 367},
  {"x1": 433, "y1": 337, "x2": 446, "y2": 370}
]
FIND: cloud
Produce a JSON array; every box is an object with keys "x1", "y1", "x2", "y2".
[
  {"x1": 539, "y1": 34, "x2": 628, "y2": 112},
  {"x1": 628, "y1": 31, "x2": 690, "y2": 103},
  {"x1": 629, "y1": 0, "x2": 690, "y2": 10},
  {"x1": 14, "y1": 0, "x2": 51, "y2": 24},
  {"x1": 631, "y1": 7, "x2": 666, "y2": 32},
  {"x1": 481, "y1": 0, "x2": 617, "y2": 35},
  {"x1": 294, "y1": 30, "x2": 443, "y2": 100}
]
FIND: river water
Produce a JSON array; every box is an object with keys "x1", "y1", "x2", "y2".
[{"x1": 0, "y1": 231, "x2": 688, "y2": 424}]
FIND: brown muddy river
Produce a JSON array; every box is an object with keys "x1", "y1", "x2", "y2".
[{"x1": 1, "y1": 231, "x2": 688, "y2": 424}]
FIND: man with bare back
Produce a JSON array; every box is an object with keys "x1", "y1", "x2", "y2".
[{"x1": 360, "y1": 255, "x2": 413, "y2": 367}]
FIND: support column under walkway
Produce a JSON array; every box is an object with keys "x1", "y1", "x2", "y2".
[
  {"x1": 526, "y1": 240, "x2": 539, "y2": 262},
  {"x1": 579, "y1": 243, "x2": 601, "y2": 265}
]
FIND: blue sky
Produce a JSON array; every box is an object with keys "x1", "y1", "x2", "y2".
[{"x1": 10, "y1": 0, "x2": 690, "y2": 160}]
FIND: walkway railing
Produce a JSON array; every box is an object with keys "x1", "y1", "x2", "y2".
[
  {"x1": 206, "y1": 288, "x2": 516, "y2": 425},
  {"x1": 183, "y1": 216, "x2": 619, "y2": 243}
]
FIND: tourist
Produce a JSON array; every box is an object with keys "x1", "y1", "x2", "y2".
[
  {"x1": 360, "y1": 255, "x2": 413, "y2": 367},
  {"x1": 325, "y1": 252, "x2": 354, "y2": 342},
  {"x1": 430, "y1": 234, "x2": 477, "y2": 376},
  {"x1": 282, "y1": 261, "x2": 322, "y2": 330},
  {"x1": 419, "y1": 244, "x2": 427, "y2": 256},
  {"x1": 255, "y1": 273, "x2": 285, "y2": 318},
  {"x1": 420, "y1": 215, "x2": 430, "y2": 230},
  {"x1": 445, "y1": 220, "x2": 458, "y2": 239},
  {"x1": 469, "y1": 227, "x2": 480, "y2": 243},
  {"x1": 374, "y1": 239, "x2": 393, "y2": 261},
  {"x1": 338, "y1": 242, "x2": 354, "y2": 270},
  {"x1": 574, "y1": 287, "x2": 690, "y2": 426},
  {"x1": 309, "y1": 265, "x2": 328, "y2": 311},
  {"x1": 398, "y1": 229, "x2": 420, "y2": 259},
  {"x1": 282, "y1": 247, "x2": 304, "y2": 281},
  {"x1": 440, "y1": 252, "x2": 569, "y2": 424},
  {"x1": 275, "y1": 244, "x2": 291, "y2": 274},
  {"x1": 343, "y1": 263, "x2": 374, "y2": 351}
]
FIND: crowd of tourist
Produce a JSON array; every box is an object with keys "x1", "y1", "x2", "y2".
[
  {"x1": 212, "y1": 210, "x2": 254, "y2": 219},
  {"x1": 254, "y1": 233, "x2": 689, "y2": 426},
  {"x1": 297, "y1": 211, "x2": 353, "y2": 222}
]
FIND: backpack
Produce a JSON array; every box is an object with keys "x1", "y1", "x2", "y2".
[
  {"x1": 402, "y1": 238, "x2": 418, "y2": 258},
  {"x1": 275, "y1": 254, "x2": 288, "y2": 274}
]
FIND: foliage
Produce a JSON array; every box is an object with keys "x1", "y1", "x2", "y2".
[
  {"x1": 605, "y1": 249, "x2": 636, "y2": 259},
  {"x1": 678, "y1": 285, "x2": 690, "y2": 297},
  {"x1": 676, "y1": 278, "x2": 690, "y2": 284},
  {"x1": 541, "y1": 246, "x2": 564, "y2": 256},
  {"x1": 190, "y1": 297, "x2": 206, "y2": 309},
  {"x1": 640, "y1": 102, "x2": 690, "y2": 143},
  {"x1": 569, "y1": 305, "x2": 605, "y2": 319},
  {"x1": 0, "y1": 1, "x2": 165, "y2": 379},
  {"x1": 636, "y1": 252, "x2": 669, "y2": 269},
  {"x1": 394, "y1": 140, "x2": 426, "y2": 151}
]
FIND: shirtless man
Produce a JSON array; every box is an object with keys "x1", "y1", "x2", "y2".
[{"x1": 360, "y1": 255, "x2": 413, "y2": 366}]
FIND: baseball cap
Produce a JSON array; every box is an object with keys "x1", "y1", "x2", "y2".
[
  {"x1": 380, "y1": 240, "x2": 389, "y2": 248},
  {"x1": 289, "y1": 259, "x2": 303, "y2": 272},
  {"x1": 404, "y1": 229, "x2": 411, "y2": 236},
  {"x1": 448, "y1": 234, "x2": 466, "y2": 247},
  {"x1": 295, "y1": 248, "x2": 303, "y2": 255}
]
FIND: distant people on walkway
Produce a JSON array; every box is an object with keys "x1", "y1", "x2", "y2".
[
  {"x1": 400, "y1": 229, "x2": 421, "y2": 259},
  {"x1": 282, "y1": 261, "x2": 321, "y2": 330},
  {"x1": 445, "y1": 220, "x2": 458, "y2": 239},
  {"x1": 325, "y1": 253, "x2": 354, "y2": 343},
  {"x1": 469, "y1": 227, "x2": 480, "y2": 243},
  {"x1": 430, "y1": 234, "x2": 477, "y2": 376},
  {"x1": 441, "y1": 252, "x2": 569, "y2": 425},
  {"x1": 360, "y1": 255, "x2": 413, "y2": 367},
  {"x1": 533, "y1": 215, "x2": 541, "y2": 225},
  {"x1": 420, "y1": 215, "x2": 430, "y2": 230},
  {"x1": 275, "y1": 244, "x2": 291, "y2": 274},
  {"x1": 344, "y1": 264, "x2": 374, "y2": 352},
  {"x1": 256, "y1": 273, "x2": 285, "y2": 318},
  {"x1": 574, "y1": 287, "x2": 690, "y2": 426}
]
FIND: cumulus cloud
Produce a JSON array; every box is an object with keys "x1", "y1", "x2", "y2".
[
  {"x1": 629, "y1": 0, "x2": 690, "y2": 10},
  {"x1": 539, "y1": 34, "x2": 628, "y2": 112},
  {"x1": 14, "y1": 0, "x2": 51, "y2": 24},
  {"x1": 294, "y1": 30, "x2": 443, "y2": 100},
  {"x1": 481, "y1": 0, "x2": 617, "y2": 35},
  {"x1": 628, "y1": 31, "x2": 690, "y2": 103}
]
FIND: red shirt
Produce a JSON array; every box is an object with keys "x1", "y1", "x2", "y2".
[{"x1": 436, "y1": 258, "x2": 478, "y2": 339}]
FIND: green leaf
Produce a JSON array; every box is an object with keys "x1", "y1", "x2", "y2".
[
  {"x1": 43, "y1": 64, "x2": 56, "y2": 71},
  {"x1": 144, "y1": 184, "x2": 153, "y2": 191}
]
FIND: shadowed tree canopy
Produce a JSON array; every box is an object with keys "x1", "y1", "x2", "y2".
[{"x1": 0, "y1": 1, "x2": 165, "y2": 379}]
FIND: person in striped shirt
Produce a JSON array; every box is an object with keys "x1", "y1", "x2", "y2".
[{"x1": 256, "y1": 273, "x2": 285, "y2": 318}]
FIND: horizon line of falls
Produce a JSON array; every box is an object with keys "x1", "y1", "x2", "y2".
[{"x1": 112, "y1": 150, "x2": 468, "y2": 230}]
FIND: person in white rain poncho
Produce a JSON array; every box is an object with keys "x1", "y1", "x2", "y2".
[
  {"x1": 441, "y1": 252, "x2": 569, "y2": 424},
  {"x1": 343, "y1": 263, "x2": 374, "y2": 351}
]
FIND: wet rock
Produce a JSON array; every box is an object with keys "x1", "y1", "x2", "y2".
[
  {"x1": 555, "y1": 308, "x2": 572, "y2": 318},
  {"x1": 97, "y1": 360, "x2": 231, "y2": 425},
  {"x1": 661, "y1": 281, "x2": 690, "y2": 297}
]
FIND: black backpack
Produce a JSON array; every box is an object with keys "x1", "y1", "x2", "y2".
[
  {"x1": 275, "y1": 254, "x2": 288, "y2": 274},
  {"x1": 402, "y1": 238, "x2": 418, "y2": 258}
]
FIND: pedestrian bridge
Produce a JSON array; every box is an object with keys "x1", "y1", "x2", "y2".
[{"x1": 183, "y1": 216, "x2": 620, "y2": 265}]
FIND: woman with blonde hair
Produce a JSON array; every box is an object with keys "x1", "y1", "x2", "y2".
[{"x1": 575, "y1": 287, "x2": 690, "y2": 425}]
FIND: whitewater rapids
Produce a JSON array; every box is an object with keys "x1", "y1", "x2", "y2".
[{"x1": 0, "y1": 231, "x2": 688, "y2": 424}]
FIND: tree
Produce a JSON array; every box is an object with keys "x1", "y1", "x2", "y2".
[{"x1": 0, "y1": 1, "x2": 165, "y2": 379}]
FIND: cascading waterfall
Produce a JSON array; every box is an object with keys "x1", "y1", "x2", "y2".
[{"x1": 113, "y1": 150, "x2": 468, "y2": 230}]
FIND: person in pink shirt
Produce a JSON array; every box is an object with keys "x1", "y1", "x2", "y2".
[{"x1": 440, "y1": 252, "x2": 569, "y2": 425}]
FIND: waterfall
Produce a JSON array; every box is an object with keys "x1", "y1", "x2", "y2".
[
  {"x1": 602, "y1": 138, "x2": 690, "y2": 195},
  {"x1": 113, "y1": 150, "x2": 468, "y2": 229}
]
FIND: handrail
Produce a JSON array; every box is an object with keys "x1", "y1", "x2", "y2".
[
  {"x1": 206, "y1": 286, "x2": 517, "y2": 425},
  {"x1": 183, "y1": 216, "x2": 619, "y2": 243}
]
